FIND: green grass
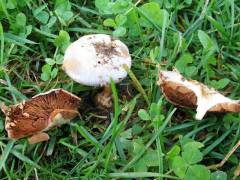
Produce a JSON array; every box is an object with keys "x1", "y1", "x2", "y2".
[{"x1": 0, "y1": 0, "x2": 240, "y2": 179}]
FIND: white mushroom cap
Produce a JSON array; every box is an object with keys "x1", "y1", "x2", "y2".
[{"x1": 62, "y1": 34, "x2": 131, "y2": 86}]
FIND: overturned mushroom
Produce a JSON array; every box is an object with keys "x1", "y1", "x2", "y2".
[
  {"x1": 62, "y1": 34, "x2": 131, "y2": 108},
  {"x1": 1, "y1": 89, "x2": 80, "y2": 144},
  {"x1": 158, "y1": 69, "x2": 240, "y2": 120}
]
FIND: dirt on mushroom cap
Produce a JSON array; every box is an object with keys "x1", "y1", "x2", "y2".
[{"x1": 62, "y1": 34, "x2": 132, "y2": 86}]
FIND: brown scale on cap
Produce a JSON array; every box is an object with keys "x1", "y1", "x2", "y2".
[
  {"x1": 93, "y1": 42, "x2": 120, "y2": 58},
  {"x1": 1, "y1": 89, "x2": 80, "y2": 143}
]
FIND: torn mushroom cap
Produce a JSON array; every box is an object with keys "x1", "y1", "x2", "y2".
[
  {"x1": 62, "y1": 34, "x2": 131, "y2": 86},
  {"x1": 1, "y1": 89, "x2": 80, "y2": 140},
  {"x1": 158, "y1": 69, "x2": 240, "y2": 120}
]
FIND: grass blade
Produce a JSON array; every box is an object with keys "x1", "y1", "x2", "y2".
[
  {"x1": 108, "y1": 172, "x2": 178, "y2": 179},
  {"x1": 72, "y1": 124, "x2": 102, "y2": 148},
  {"x1": 0, "y1": 140, "x2": 15, "y2": 171},
  {"x1": 10, "y1": 149, "x2": 41, "y2": 169},
  {"x1": 0, "y1": 21, "x2": 4, "y2": 64},
  {"x1": 202, "y1": 123, "x2": 235, "y2": 155},
  {"x1": 206, "y1": 16, "x2": 229, "y2": 39},
  {"x1": 123, "y1": 64, "x2": 150, "y2": 106},
  {"x1": 4, "y1": 33, "x2": 37, "y2": 44},
  {"x1": 59, "y1": 139, "x2": 88, "y2": 157}
]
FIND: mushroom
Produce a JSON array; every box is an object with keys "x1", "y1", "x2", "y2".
[
  {"x1": 1, "y1": 89, "x2": 80, "y2": 144},
  {"x1": 158, "y1": 69, "x2": 240, "y2": 120},
  {"x1": 62, "y1": 34, "x2": 131, "y2": 108}
]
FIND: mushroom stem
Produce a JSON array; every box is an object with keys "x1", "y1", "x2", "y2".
[
  {"x1": 103, "y1": 85, "x2": 112, "y2": 97},
  {"x1": 95, "y1": 85, "x2": 113, "y2": 108},
  {"x1": 28, "y1": 132, "x2": 50, "y2": 144}
]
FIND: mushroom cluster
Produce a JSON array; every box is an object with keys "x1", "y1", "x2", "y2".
[
  {"x1": 2, "y1": 33, "x2": 239, "y2": 145},
  {"x1": 1, "y1": 34, "x2": 132, "y2": 144}
]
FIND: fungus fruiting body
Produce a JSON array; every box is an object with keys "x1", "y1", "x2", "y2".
[
  {"x1": 62, "y1": 34, "x2": 131, "y2": 108},
  {"x1": 158, "y1": 69, "x2": 240, "y2": 120},
  {"x1": 1, "y1": 89, "x2": 80, "y2": 144}
]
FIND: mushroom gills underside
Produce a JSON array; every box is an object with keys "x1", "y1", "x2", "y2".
[{"x1": 159, "y1": 70, "x2": 240, "y2": 120}]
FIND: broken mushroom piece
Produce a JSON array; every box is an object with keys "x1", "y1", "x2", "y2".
[
  {"x1": 1, "y1": 89, "x2": 80, "y2": 144},
  {"x1": 62, "y1": 34, "x2": 131, "y2": 108},
  {"x1": 158, "y1": 69, "x2": 240, "y2": 120}
]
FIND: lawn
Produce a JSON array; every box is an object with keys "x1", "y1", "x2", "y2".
[{"x1": 0, "y1": 0, "x2": 240, "y2": 179}]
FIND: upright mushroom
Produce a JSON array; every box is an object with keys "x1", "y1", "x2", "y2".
[
  {"x1": 62, "y1": 34, "x2": 131, "y2": 108},
  {"x1": 1, "y1": 89, "x2": 80, "y2": 144},
  {"x1": 158, "y1": 69, "x2": 240, "y2": 120}
]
